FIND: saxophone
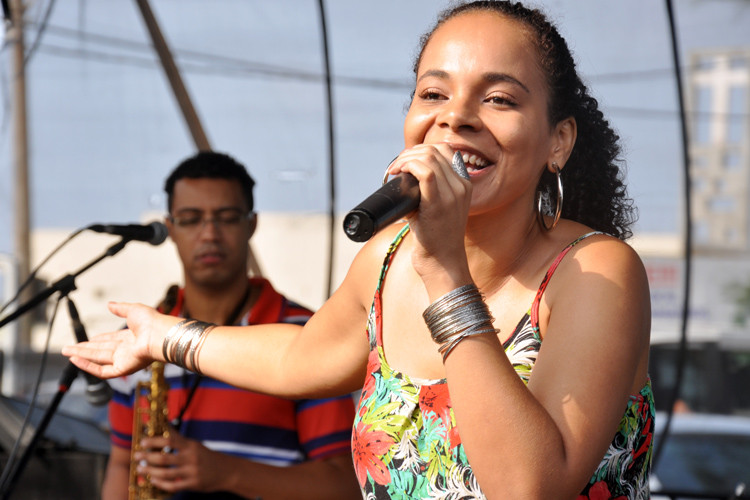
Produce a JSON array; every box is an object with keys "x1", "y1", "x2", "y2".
[{"x1": 129, "y1": 361, "x2": 170, "y2": 500}]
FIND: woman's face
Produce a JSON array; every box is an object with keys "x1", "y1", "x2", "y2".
[{"x1": 404, "y1": 11, "x2": 566, "y2": 216}]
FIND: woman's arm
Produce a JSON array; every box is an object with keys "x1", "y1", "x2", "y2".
[
  {"x1": 444, "y1": 236, "x2": 651, "y2": 499},
  {"x1": 64, "y1": 230, "x2": 392, "y2": 399}
]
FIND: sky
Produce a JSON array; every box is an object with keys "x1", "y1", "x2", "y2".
[{"x1": 1, "y1": 0, "x2": 749, "y2": 259}]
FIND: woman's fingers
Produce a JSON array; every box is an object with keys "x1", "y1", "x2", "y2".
[
  {"x1": 395, "y1": 145, "x2": 470, "y2": 198},
  {"x1": 62, "y1": 331, "x2": 119, "y2": 361},
  {"x1": 67, "y1": 354, "x2": 114, "y2": 378},
  {"x1": 107, "y1": 300, "x2": 137, "y2": 318},
  {"x1": 62, "y1": 328, "x2": 148, "y2": 378}
]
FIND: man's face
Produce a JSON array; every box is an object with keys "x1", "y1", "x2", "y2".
[{"x1": 166, "y1": 177, "x2": 255, "y2": 289}]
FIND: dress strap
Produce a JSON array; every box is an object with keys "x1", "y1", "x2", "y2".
[
  {"x1": 530, "y1": 231, "x2": 603, "y2": 327},
  {"x1": 369, "y1": 224, "x2": 410, "y2": 349},
  {"x1": 375, "y1": 224, "x2": 411, "y2": 291}
]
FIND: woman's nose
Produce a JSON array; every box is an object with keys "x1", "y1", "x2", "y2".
[{"x1": 438, "y1": 94, "x2": 482, "y2": 132}]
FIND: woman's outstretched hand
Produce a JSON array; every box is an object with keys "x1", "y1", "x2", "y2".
[{"x1": 61, "y1": 301, "x2": 177, "y2": 379}]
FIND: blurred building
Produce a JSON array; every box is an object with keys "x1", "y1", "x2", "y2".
[
  {"x1": 642, "y1": 47, "x2": 750, "y2": 416},
  {"x1": 688, "y1": 49, "x2": 750, "y2": 252}
]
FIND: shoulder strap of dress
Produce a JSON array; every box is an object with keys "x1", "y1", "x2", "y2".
[
  {"x1": 375, "y1": 224, "x2": 410, "y2": 291},
  {"x1": 530, "y1": 231, "x2": 604, "y2": 326}
]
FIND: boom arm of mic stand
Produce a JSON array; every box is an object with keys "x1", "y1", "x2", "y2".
[
  {"x1": 0, "y1": 238, "x2": 129, "y2": 497},
  {"x1": 0, "y1": 238, "x2": 129, "y2": 329}
]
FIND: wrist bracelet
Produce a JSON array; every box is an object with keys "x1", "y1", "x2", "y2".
[
  {"x1": 189, "y1": 324, "x2": 215, "y2": 375},
  {"x1": 162, "y1": 318, "x2": 216, "y2": 371},
  {"x1": 423, "y1": 284, "x2": 498, "y2": 361},
  {"x1": 163, "y1": 319, "x2": 191, "y2": 362}
]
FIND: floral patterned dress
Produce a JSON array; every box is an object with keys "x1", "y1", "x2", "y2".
[{"x1": 352, "y1": 226, "x2": 654, "y2": 500}]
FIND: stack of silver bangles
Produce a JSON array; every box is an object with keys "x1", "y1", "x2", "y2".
[
  {"x1": 422, "y1": 284, "x2": 498, "y2": 361},
  {"x1": 162, "y1": 318, "x2": 216, "y2": 374}
]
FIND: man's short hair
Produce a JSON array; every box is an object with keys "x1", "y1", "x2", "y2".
[{"x1": 164, "y1": 151, "x2": 256, "y2": 212}]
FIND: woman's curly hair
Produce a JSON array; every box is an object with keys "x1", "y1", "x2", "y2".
[{"x1": 413, "y1": 1, "x2": 637, "y2": 240}]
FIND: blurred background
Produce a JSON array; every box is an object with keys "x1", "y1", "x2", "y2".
[{"x1": 0, "y1": 0, "x2": 748, "y2": 498}]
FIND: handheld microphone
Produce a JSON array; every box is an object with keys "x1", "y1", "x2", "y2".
[
  {"x1": 87, "y1": 221, "x2": 168, "y2": 246},
  {"x1": 343, "y1": 152, "x2": 469, "y2": 242},
  {"x1": 67, "y1": 299, "x2": 112, "y2": 406},
  {"x1": 343, "y1": 173, "x2": 420, "y2": 243}
]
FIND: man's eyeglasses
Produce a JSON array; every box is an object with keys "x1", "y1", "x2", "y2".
[{"x1": 167, "y1": 209, "x2": 253, "y2": 230}]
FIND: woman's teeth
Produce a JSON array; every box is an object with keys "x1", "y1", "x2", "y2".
[{"x1": 461, "y1": 153, "x2": 489, "y2": 172}]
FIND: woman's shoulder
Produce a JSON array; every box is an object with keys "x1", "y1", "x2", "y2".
[
  {"x1": 351, "y1": 221, "x2": 409, "y2": 266},
  {"x1": 337, "y1": 221, "x2": 409, "y2": 303},
  {"x1": 546, "y1": 220, "x2": 648, "y2": 289},
  {"x1": 535, "y1": 220, "x2": 651, "y2": 348}
]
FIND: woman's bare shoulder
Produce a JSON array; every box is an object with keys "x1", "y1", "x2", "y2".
[
  {"x1": 335, "y1": 221, "x2": 409, "y2": 305},
  {"x1": 540, "y1": 225, "x2": 650, "y2": 317}
]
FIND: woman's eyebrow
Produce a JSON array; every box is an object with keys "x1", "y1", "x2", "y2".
[
  {"x1": 417, "y1": 69, "x2": 530, "y2": 94},
  {"x1": 483, "y1": 72, "x2": 530, "y2": 93},
  {"x1": 417, "y1": 69, "x2": 450, "y2": 83}
]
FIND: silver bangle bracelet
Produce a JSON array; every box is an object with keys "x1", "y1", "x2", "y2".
[
  {"x1": 423, "y1": 284, "x2": 478, "y2": 321},
  {"x1": 162, "y1": 319, "x2": 216, "y2": 371},
  {"x1": 163, "y1": 319, "x2": 191, "y2": 363},
  {"x1": 169, "y1": 321, "x2": 198, "y2": 366},
  {"x1": 189, "y1": 324, "x2": 215, "y2": 374},
  {"x1": 422, "y1": 284, "x2": 498, "y2": 361}
]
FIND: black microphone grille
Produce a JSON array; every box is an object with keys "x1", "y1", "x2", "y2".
[{"x1": 147, "y1": 221, "x2": 168, "y2": 246}]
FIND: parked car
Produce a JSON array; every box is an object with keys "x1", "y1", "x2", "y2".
[{"x1": 651, "y1": 411, "x2": 750, "y2": 499}]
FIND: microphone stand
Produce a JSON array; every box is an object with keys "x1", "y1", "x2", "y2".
[
  {"x1": 0, "y1": 238, "x2": 129, "y2": 498},
  {"x1": 0, "y1": 238, "x2": 128, "y2": 329},
  {"x1": 0, "y1": 363, "x2": 79, "y2": 499}
]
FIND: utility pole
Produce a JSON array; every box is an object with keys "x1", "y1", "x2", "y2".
[
  {"x1": 134, "y1": 0, "x2": 210, "y2": 151},
  {"x1": 8, "y1": 0, "x2": 32, "y2": 367},
  {"x1": 134, "y1": 0, "x2": 262, "y2": 277}
]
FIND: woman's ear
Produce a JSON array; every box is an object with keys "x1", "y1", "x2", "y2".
[{"x1": 549, "y1": 117, "x2": 577, "y2": 171}]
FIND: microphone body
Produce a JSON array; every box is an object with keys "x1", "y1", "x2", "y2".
[
  {"x1": 67, "y1": 300, "x2": 112, "y2": 406},
  {"x1": 88, "y1": 221, "x2": 168, "y2": 246},
  {"x1": 343, "y1": 152, "x2": 468, "y2": 243},
  {"x1": 343, "y1": 173, "x2": 420, "y2": 242}
]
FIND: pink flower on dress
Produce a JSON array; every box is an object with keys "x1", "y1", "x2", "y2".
[{"x1": 351, "y1": 420, "x2": 393, "y2": 487}]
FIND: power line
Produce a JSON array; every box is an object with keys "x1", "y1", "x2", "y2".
[
  {"x1": 33, "y1": 21, "x2": 750, "y2": 92},
  {"x1": 35, "y1": 23, "x2": 412, "y2": 89},
  {"x1": 23, "y1": 0, "x2": 57, "y2": 66},
  {"x1": 33, "y1": 37, "x2": 412, "y2": 90}
]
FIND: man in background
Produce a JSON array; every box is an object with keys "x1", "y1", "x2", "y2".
[{"x1": 103, "y1": 151, "x2": 358, "y2": 499}]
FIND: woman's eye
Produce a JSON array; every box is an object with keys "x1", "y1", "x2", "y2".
[
  {"x1": 419, "y1": 89, "x2": 444, "y2": 101},
  {"x1": 487, "y1": 95, "x2": 516, "y2": 106}
]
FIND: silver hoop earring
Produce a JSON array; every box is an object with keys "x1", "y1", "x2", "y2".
[{"x1": 536, "y1": 162, "x2": 563, "y2": 231}]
